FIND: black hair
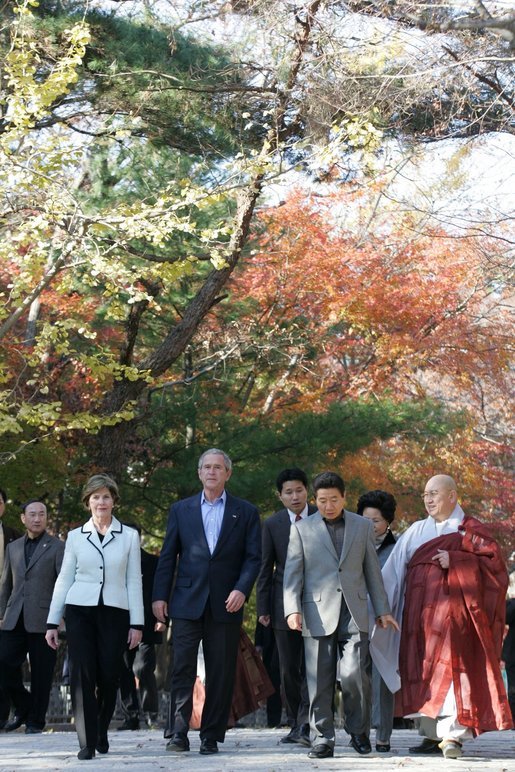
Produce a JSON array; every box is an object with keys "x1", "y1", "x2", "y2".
[
  {"x1": 313, "y1": 471, "x2": 345, "y2": 497},
  {"x1": 21, "y1": 498, "x2": 46, "y2": 514},
  {"x1": 356, "y1": 489, "x2": 397, "y2": 524},
  {"x1": 276, "y1": 468, "x2": 308, "y2": 493},
  {"x1": 0, "y1": 488, "x2": 7, "y2": 504}
]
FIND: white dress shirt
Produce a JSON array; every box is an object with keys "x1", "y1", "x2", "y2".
[{"x1": 288, "y1": 503, "x2": 309, "y2": 524}]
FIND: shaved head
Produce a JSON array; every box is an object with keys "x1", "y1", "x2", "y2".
[
  {"x1": 426, "y1": 475, "x2": 457, "y2": 492},
  {"x1": 423, "y1": 475, "x2": 458, "y2": 522}
]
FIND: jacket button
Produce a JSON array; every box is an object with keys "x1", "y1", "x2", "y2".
[
  {"x1": 337, "y1": 588, "x2": 341, "y2": 592},
  {"x1": 100, "y1": 581, "x2": 103, "y2": 584}
]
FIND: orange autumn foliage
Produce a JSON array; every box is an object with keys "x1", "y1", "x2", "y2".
[
  {"x1": 225, "y1": 190, "x2": 511, "y2": 414},
  {"x1": 204, "y1": 190, "x2": 513, "y2": 546}
]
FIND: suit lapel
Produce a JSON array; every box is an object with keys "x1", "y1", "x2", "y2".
[
  {"x1": 278, "y1": 509, "x2": 292, "y2": 553},
  {"x1": 312, "y1": 513, "x2": 338, "y2": 559},
  {"x1": 26, "y1": 532, "x2": 51, "y2": 571},
  {"x1": 82, "y1": 518, "x2": 104, "y2": 556},
  {"x1": 339, "y1": 510, "x2": 356, "y2": 565},
  {"x1": 213, "y1": 493, "x2": 239, "y2": 556},
  {"x1": 83, "y1": 516, "x2": 123, "y2": 552},
  {"x1": 190, "y1": 494, "x2": 211, "y2": 554},
  {"x1": 101, "y1": 516, "x2": 122, "y2": 548}
]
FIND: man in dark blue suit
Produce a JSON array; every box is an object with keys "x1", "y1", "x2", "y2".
[{"x1": 152, "y1": 449, "x2": 261, "y2": 756}]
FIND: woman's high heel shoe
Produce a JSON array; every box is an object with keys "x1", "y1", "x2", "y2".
[{"x1": 376, "y1": 743, "x2": 391, "y2": 753}]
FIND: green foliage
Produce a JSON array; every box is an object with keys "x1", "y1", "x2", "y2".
[
  {"x1": 117, "y1": 393, "x2": 463, "y2": 541},
  {"x1": 0, "y1": 432, "x2": 68, "y2": 514},
  {"x1": 24, "y1": 4, "x2": 253, "y2": 157}
]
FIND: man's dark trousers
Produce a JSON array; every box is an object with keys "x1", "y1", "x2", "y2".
[
  {"x1": 274, "y1": 627, "x2": 308, "y2": 726},
  {"x1": 120, "y1": 643, "x2": 158, "y2": 719},
  {"x1": 0, "y1": 615, "x2": 56, "y2": 729},
  {"x1": 170, "y1": 604, "x2": 240, "y2": 742}
]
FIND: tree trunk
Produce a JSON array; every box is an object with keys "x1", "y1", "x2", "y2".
[{"x1": 95, "y1": 0, "x2": 324, "y2": 473}]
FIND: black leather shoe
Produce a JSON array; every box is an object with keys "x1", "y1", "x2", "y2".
[
  {"x1": 199, "y1": 738, "x2": 218, "y2": 755},
  {"x1": 3, "y1": 715, "x2": 27, "y2": 732},
  {"x1": 280, "y1": 727, "x2": 299, "y2": 744},
  {"x1": 376, "y1": 743, "x2": 390, "y2": 752},
  {"x1": 25, "y1": 726, "x2": 43, "y2": 734},
  {"x1": 408, "y1": 738, "x2": 441, "y2": 754},
  {"x1": 117, "y1": 716, "x2": 139, "y2": 731},
  {"x1": 308, "y1": 743, "x2": 333, "y2": 758},
  {"x1": 297, "y1": 724, "x2": 311, "y2": 748},
  {"x1": 349, "y1": 733, "x2": 372, "y2": 754},
  {"x1": 77, "y1": 747, "x2": 95, "y2": 760},
  {"x1": 96, "y1": 735, "x2": 109, "y2": 754},
  {"x1": 166, "y1": 733, "x2": 190, "y2": 752}
]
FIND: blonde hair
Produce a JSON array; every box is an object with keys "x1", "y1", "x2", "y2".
[{"x1": 81, "y1": 474, "x2": 119, "y2": 509}]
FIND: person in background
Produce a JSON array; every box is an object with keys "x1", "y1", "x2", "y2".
[
  {"x1": 0, "y1": 487, "x2": 22, "y2": 730},
  {"x1": 502, "y1": 570, "x2": 515, "y2": 725},
  {"x1": 356, "y1": 489, "x2": 397, "y2": 752},
  {"x1": 373, "y1": 474, "x2": 512, "y2": 760},
  {"x1": 46, "y1": 474, "x2": 143, "y2": 761},
  {"x1": 0, "y1": 499, "x2": 64, "y2": 733},
  {"x1": 254, "y1": 616, "x2": 283, "y2": 729},
  {"x1": 152, "y1": 449, "x2": 261, "y2": 756},
  {"x1": 117, "y1": 522, "x2": 165, "y2": 731},
  {"x1": 256, "y1": 467, "x2": 316, "y2": 746}
]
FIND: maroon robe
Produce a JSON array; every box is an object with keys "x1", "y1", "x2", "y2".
[
  {"x1": 399, "y1": 515, "x2": 512, "y2": 734},
  {"x1": 190, "y1": 629, "x2": 275, "y2": 729}
]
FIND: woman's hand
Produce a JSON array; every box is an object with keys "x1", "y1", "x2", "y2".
[
  {"x1": 45, "y1": 629, "x2": 60, "y2": 650},
  {"x1": 127, "y1": 628, "x2": 143, "y2": 650}
]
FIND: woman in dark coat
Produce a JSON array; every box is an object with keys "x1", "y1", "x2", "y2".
[{"x1": 357, "y1": 489, "x2": 397, "y2": 752}]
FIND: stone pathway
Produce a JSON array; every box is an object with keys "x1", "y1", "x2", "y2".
[{"x1": 0, "y1": 727, "x2": 514, "y2": 771}]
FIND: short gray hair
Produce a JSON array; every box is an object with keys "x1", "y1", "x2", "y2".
[{"x1": 198, "y1": 448, "x2": 232, "y2": 471}]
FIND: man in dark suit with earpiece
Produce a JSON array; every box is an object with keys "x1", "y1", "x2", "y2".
[
  {"x1": 256, "y1": 468, "x2": 316, "y2": 746},
  {"x1": 152, "y1": 449, "x2": 261, "y2": 756}
]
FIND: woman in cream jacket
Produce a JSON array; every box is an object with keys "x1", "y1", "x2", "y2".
[{"x1": 46, "y1": 474, "x2": 143, "y2": 760}]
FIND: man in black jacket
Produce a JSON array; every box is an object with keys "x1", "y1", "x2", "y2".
[
  {"x1": 118, "y1": 523, "x2": 164, "y2": 730},
  {"x1": 0, "y1": 488, "x2": 22, "y2": 729},
  {"x1": 256, "y1": 468, "x2": 316, "y2": 746}
]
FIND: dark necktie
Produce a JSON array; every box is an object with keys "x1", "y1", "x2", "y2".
[{"x1": 295, "y1": 514, "x2": 302, "y2": 522}]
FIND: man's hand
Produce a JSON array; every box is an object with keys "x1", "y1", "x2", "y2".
[
  {"x1": 45, "y1": 629, "x2": 59, "y2": 650},
  {"x1": 287, "y1": 613, "x2": 302, "y2": 631},
  {"x1": 154, "y1": 621, "x2": 166, "y2": 633},
  {"x1": 258, "y1": 614, "x2": 271, "y2": 627},
  {"x1": 152, "y1": 600, "x2": 168, "y2": 624},
  {"x1": 225, "y1": 589, "x2": 245, "y2": 613},
  {"x1": 128, "y1": 628, "x2": 143, "y2": 650},
  {"x1": 432, "y1": 549, "x2": 450, "y2": 569},
  {"x1": 376, "y1": 614, "x2": 400, "y2": 632}
]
